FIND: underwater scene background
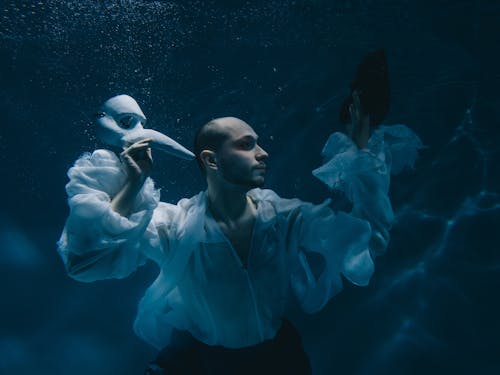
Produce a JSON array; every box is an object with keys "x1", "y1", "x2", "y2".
[{"x1": 1, "y1": 0, "x2": 499, "y2": 374}]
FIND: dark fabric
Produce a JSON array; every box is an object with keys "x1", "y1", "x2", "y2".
[
  {"x1": 145, "y1": 320, "x2": 312, "y2": 375},
  {"x1": 339, "y1": 48, "x2": 390, "y2": 127}
]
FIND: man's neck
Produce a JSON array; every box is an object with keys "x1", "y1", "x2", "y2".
[{"x1": 207, "y1": 184, "x2": 255, "y2": 224}]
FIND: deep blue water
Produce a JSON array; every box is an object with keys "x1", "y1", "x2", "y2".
[{"x1": 1, "y1": 1, "x2": 499, "y2": 374}]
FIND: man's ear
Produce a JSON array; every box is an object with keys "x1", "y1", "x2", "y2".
[{"x1": 200, "y1": 150, "x2": 217, "y2": 170}]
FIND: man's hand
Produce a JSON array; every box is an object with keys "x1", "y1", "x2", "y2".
[
  {"x1": 347, "y1": 90, "x2": 370, "y2": 149},
  {"x1": 120, "y1": 138, "x2": 153, "y2": 182}
]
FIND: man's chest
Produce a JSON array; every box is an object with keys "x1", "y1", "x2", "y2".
[{"x1": 217, "y1": 219, "x2": 255, "y2": 267}]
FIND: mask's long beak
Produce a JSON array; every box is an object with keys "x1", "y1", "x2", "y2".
[
  {"x1": 96, "y1": 95, "x2": 195, "y2": 161},
  {"x1": 122, "y1": 128, "x2": 194, "y2": 160}
]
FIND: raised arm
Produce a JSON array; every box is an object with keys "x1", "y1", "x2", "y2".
[
  {"x1": 348, "y1": 91, "x2": 393, "y2": 256},
  {"x1": 111, "y1": 138, "x2": 153, "y2": 216},
  {"x1": 287, "y1": 118, "x2": 421, "y2": 313},
  {"x1": 313, "y1": 102, "x2": 422, "y2": 259},
  {"x1": 57, "y1": 140, "x2": 161, "y2": 282},
  {"x1": 347, "y1": 90, "x2": 371, "y2": 150}
]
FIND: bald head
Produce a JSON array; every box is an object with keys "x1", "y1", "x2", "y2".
[
  {"x1": 194, "y1": 117, "x2": 252, "y2": 174},
  {"x1": 211, "y1": 116, "x2": 248, "y2": 129}
]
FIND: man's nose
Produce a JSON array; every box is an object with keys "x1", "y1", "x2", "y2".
[{"x1": 256, "y1": 145, "x2": 269, "y2": 160}]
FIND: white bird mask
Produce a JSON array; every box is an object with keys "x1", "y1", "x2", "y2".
[{"x1": 95, "y1": 94, "x2": 194, "y2": 160}]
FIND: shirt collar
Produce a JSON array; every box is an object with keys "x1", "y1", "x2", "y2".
[{"x1": 200, "y1": 188, "x2": 278, "y2": 243}]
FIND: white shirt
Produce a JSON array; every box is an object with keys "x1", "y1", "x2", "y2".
[{"x1": 58, "y1": 125, "x2": 421, "y2": 350}]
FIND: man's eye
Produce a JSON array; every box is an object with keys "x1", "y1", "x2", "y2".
[{"x1": 240, "y1": 141, "x2": 254, "y2": 149}]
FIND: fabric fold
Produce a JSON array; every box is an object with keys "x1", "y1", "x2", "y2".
[
  {"x1": 57, "y1": 125, "x2": 421, "y2": 350},
  {"x1": 57, "y1": 149, "x2": 160, "y2": 282},
  {"x1": 312, "y1": 125, "x2": 422, "y2": 260},
  {"x1": 286, "y1": 200, "x2": 372, "y2": 313}
]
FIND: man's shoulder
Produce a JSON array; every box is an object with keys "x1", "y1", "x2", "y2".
[
  {"x1": 248, "y1": 188, "x2": 280, "y2": 201},
  {"x1": 154, "y1": 191, "x2": 205, "y2": 221},
  {"x1": 248, "y1": 188, "x2": 306, "y2": 215},
  {"x1": 157, "y1": 190, "x2": 205, "y2": 209}
]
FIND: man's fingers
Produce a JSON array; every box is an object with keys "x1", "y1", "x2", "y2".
[
  {"x1": 130, "y1": 138, "x2": 153, "y2": 150},
  {"x1": 134, "y1": 138, "x2": 153, "y2": 146},
  {"x1": 121, "y1": 138, "x2": 153, "y2": 150},
  {"x1": 121, "y1": 141, "x2": 152, "y2": 157}
]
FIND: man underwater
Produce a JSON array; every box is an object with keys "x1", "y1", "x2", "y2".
[{"x1": 58, "y1": 52, "x2": 422, "y2": 374}]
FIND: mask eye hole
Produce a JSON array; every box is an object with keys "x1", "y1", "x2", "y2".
[
  {"x1": 118, "y1": 115, "x2": 142, "y2": 129},
  {"x1": 94, "y1": 111, "x2": 106, "y2": 118},
  {"x1": 119, "y1": 116, "x2": 132, "y2": 129}
]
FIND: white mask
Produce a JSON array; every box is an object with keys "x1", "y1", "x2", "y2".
[{"x1": 96, "y1": 94, "x2": 194, "y2": 160}]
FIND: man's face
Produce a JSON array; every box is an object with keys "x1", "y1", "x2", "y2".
[{"x1": 215, "y1": 118, "x2": 269, "y2": 189}]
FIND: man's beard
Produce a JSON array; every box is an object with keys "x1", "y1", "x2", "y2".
[{"x1": 221, "y1": 166, "x2": 265, "y2": 189}]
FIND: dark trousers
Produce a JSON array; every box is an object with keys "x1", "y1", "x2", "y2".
[{"x1": 145, "y1": 320, "x2": 311, "y2": 375}]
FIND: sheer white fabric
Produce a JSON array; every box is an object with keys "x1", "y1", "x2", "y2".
[
  {"x1": 312, "y1": 124, "x2": 423, "y2": 257},
  {"x1": 58, "y1": 126, "x2": 420, "y2": 350}
]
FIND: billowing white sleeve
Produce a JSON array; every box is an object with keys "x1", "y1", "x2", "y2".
[
  {"x1": 57, "y1": 149, "x2": 161, "y2": 282},
  {"x1": 285, "y1": 198, "x2": 373, "y2": 313},
  {"x1": 312, "y1": 125, "x2": 423, "y2": 257}
]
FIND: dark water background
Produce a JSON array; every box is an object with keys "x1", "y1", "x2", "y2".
[{"x1": 1, "y1": 0, "x2": 499, "y2": 374}]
